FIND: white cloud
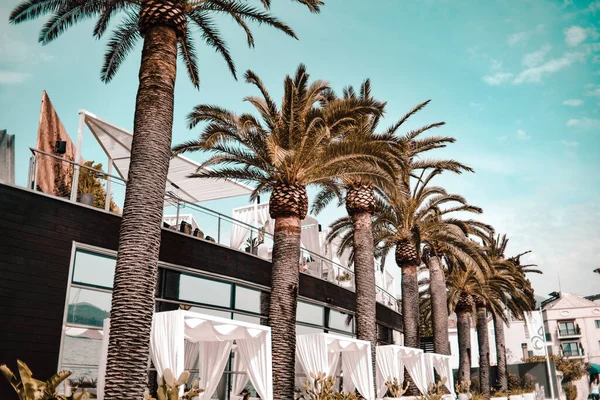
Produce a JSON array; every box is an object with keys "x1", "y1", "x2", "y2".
[
  {"x1": 482, "y1": 72, "x2": 514, "y2": 86},
  {"x1": 561, "y1": 140, "x2": 579, "y2": 147},
  {"x1": 490, "y1": 59, "x2": 502, "y2": 71},
  {"x1": 0, "y1": 70, "x2": 30, "y2": 85},
  {"x1": 516, "y1": 129, "x2": 531, "y2": 140},
  {"x1": 513, "y1": 52, "x2": 585, "y2": 84},
  {"x1": 566, "y1": 117, "x2": 600, "y2": 130},
  {"x1": 586, "y1": 1, "x2": 600, "y2": 13},
  {"x1": 565, "y1": 26, "x2": 587, "y2": 47},
  {"x1": 469, "y1": 102, "x2": 484, "y2": 111},
  {"x1": 507, "y1": 32, "x2": 529, "y2": 46},
  {"x1": 563, "y1": 99, "x2": 584, "y2": 106},
  {"x1": 586, "y1": 84, "x2": 600, "y2": 98},
  {"x1": 522, "y1": 44, "x2": 552, "y2": 68}
]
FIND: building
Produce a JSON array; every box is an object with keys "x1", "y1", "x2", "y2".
[
  {"x1": 0, "y1": 129, "x2": 15, "y2": 185},
  {"x1": 542, "y1": 291, "x2": 600, "y2": 363},
  {"x1": 0, "y1": 107, "x2": 403, "y2": 399}
]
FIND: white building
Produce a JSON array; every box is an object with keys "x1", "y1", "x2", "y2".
[{"x1": 542, "y1": 292, "x2": 600, "y2": 364}]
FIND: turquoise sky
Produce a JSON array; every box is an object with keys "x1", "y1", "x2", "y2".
[{"x1": 1, "y1": 0, "x2": 599, "y2": 298}]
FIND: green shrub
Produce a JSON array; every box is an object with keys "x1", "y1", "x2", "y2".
[
  {"x1": 522, "y1": 373, "x2": 536, "y2": 392},
  {"x1": 508, "y1": 373, "x2": 521, "y2": 391}
]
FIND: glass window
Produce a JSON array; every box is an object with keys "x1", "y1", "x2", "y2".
[
  {"x1": 72, "y1": 250, "x2": 116, "y2": 289},
  {"x1": 235, "y1": 286, "x2": 264, "y2": 314},
  {"x1": 188, "y1": 306, "x2": 232, "y2": 320},
  {"x1": 595, "y1": 320, "x2": 600, "y2": 329},
  {"x1": 178, "y1": 274, "x2": 232, "y2": 308},
  {"x1": 56, "y1": 367, "x2": 99, "y2": 396},
  {"x1": 67, "y1": 287, "x2": 111, "y2": 327},
  {"x1": 297, "y1": 301, "x2": 324, "y2": 326},
  {"x1": 233, "y1": 313, "x2": 262, "y2": 325},
  {"x1": 62, "y1": 327, "x2": 103, "y2": 367},
  {"x1": 328, "y1": 309, "x2": 353, "y2": 333},
  {"x1": 558, "y1": 321, "x2": 575, "y2": 331},
  {"x1": 296, "y1": 324, "x2": 323, "y2": 336}
]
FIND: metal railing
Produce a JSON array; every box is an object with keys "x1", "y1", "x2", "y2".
[
  {"x1": 561, "y1": 348, "x2": 584, "y2": 357},
  {"x1": 557, "y1": 326, "x2": 581, "y2": 337},
  {"x1": 26, "y1": 149, "x2": 399, "y2": 311}
]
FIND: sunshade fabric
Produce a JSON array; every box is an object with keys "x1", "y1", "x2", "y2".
[
  {"x1": 427, "y1": 353, "x2": 455, "y2": 398},
  {"x1": 81, "y1": 111, "x2": 253, "y2": 203},
  {"x1": 376, "y1": 345, "x2": 430, "y2": 396}
]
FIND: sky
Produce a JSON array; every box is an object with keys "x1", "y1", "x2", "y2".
[{"x1": 0, "y1": 0, "x2": 599, "y2": 299}]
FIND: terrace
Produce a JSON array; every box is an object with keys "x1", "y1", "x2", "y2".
[{"x1": 26, "y1": 110, "x2": 398, "y2": 311}]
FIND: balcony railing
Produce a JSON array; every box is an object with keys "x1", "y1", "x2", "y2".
[
  {"x1": 27, "y1": 148, "x2": 399, "y2": 311},
  {"x1": 557, "y1": 326, "x2": 581, "y2": 338},
  {"x1": 561, "y1": 348, "x2": 584, "y2": 357}
]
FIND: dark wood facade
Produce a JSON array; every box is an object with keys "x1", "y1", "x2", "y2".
[{"x1": 0, "y1": 183, "x2": 402, "y2": 398}]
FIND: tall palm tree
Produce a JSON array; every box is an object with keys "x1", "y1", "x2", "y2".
[
  {"x1": 311, "y1": 80, "x2": 395, "y2": 389},
  {"x1": 483, "y1": 233, "x2": 539, "y2": 391},
  {"x1": 172, "y1": 64, "x2": 388, "y2": 399},
  {"x1": 10, "y1": 1, "x2": 320, "y2": 398}
]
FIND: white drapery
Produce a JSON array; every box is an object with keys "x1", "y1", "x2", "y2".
[
  {"x1": 376, "y1": 345, "x2": 428, "y2": 395},
  {"x1": 96, "y1": 319, "x2": 110, "y2": 400},
  {"x1": 231, "y1": 352, "x2": 249, "y2": 396},
  {"x1": 198, "y1": 340, "x2": 232, "y2": 399},
  {"x1": 296, "y1": 333, "x2": 374, "y2": 400},
  {"x1": 402, "y1": 348, "x2": 428, "y2": 395},
  {"x1": 422, "y1": 353, "x2": 436, "y2": 390},
  {"x1": 97, "y1": 310, "x2": 273, "y2": 400},
  {"x1": 184, "y1": 340, "x2": 199, "y2": 370},
  {"x1": 375, "y1": 345, "x2": 402, "y2": 398},
  {"x1": 428, "y1": 353, "x2": 455, "y2": 398}
]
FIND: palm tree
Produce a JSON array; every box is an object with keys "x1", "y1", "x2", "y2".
[
  {"x1": 10, "y1": 1, "x2": 321, "y2": 398},
  {"x1": 483, "y1": 233, "x2": 539, "y2": 391},
  {"x1": 311, "y1": 80, "x2": 395, "y2": 388},
  {"x1": 172, "y1": 64, "x2": 388, "y2": 398}
]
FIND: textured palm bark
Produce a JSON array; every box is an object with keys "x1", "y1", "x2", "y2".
[
  {"x1": 350, "y1": 210, "x2": 377, "y2": 396},
  {"x1": 476, "y1": 305, "x2": 491, "y2": 397},
  {"x1": 401, "y1": 263, "x2": 420, "y2": 348},
  {"x1": 269, "y1": 215, "x2": 301, "y2": 400},
  {"x1": 427, "y1": 256, "x2": 450, "y2": 355},
  {"x1": 456, "y1": 309, "x2": 472, "y2": 385},
  {"x1": 493, "y1": 312, "x2": 508, "y2": 391},
  {"x1": 104, "y1": 25, "x2": 178, "y2": 400}
]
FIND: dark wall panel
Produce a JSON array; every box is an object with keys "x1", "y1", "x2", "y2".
[{"x1": 0, "y1": 183, "x2": 402, "y2": 399}]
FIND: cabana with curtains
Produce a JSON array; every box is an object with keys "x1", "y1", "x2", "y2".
[
  {"x1": 375, "y1": 345, "x2": 430, "y2": 398},
  {"x1": 295, "y1": 333, "x2": 374, "y2": 400},
  {"x1": 423, "y1": 353, "x2": 455, "y2": 399},
  {"x1": 97, "y1": 310, "x2": 273, "y2": 400}
]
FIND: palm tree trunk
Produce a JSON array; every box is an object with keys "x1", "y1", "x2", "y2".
[
  {"x1": 350, "y1": 210, "x2": 377, "y2": 396},
  {"x1": 401, "y1": 263, "x2": 420, "y2": 348},
  {"x1": 476, "y1": 305, "x2": 491, "y2": 397},
  {"x1": 269, "y1": 215, "x2": 301, "y2": 400},
  {"x1": 428, "y1": 256, "x2": 450, "y2": 355},
  {"x1": 104, "y1": 25, "x2": 177, "y2": 400},
  {"x1": 493, "y1": 312, "x2": 508, "y2": 391},
  {"x1": 456, "y1": 308, "x2": 472, "y2": 385}
]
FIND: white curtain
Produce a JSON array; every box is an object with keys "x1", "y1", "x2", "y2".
[
  {"x1": 328, "y1": 351, "x2": 340, "y2": 377},
  {"x1": 96, "y1": 319, "x2": 110, "y2": 400},
  {"x1": 237, "y1": 332, "x2": 273, "y2": 400},
  {"x1": 197, "y1": 340, "x2": 233, "y2": 399},
  {"x1": 150, "y1": 310, "x2": 186, "y2": 383},
  {"x1": 296, "y1": 333, "x2": 329, "y2": 384},
  {"x1": 376, "y1": 346, "x2": 401, "y2": 398},
  {"x1": 301, "y1": 219, "x2": 321, "y2": 256},
  {"x1": 403, "y1": 350, "x2": 428, "y2": 395},
  {"x1": 423, "y1": 353, "x2": 436, "y2": 390},
  {"x1": 184, "y1": 340, "x2": 199, "y2": 371},
  {"x1": 230, "y1": 208, "x2": 252, "y2": 250},
  {"x1": 431, "y1": 354, "x2": 455, "y2": 398},
  {"x1": 342, "y1": 346, "x2": 374, "y2": 400},
  {"x1": 231, "y1": 352, "x2": 249, "y2": 396}
]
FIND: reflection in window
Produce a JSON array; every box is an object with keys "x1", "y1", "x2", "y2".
[
  {"x1": 67, "y1": 288, "x2": 111, "y2": 327},
  {"x1": 233, "y1": 313, "x2": 262, "y2": 325},
  {"x1": 328, "y1": 309, "x2": 353, "y2": 333},
  {"x1": 296, "y1": 324, "x2": 324, "y2": 336},
  {"x1": 188, "y1": 306, "x2": 232, "y2": 320},
  {"x1": 297, "y1": 301, "x2": 323, "y2": 326},
  {"x1": 72, "y1": 250, "x2": 116, "y2": 289},
  {"x1": 56, "y1": 367, "x2": 99, "y2": 397},
  {"x1": 62, "y1": 327, "x2": 103, "y2": 367},
  {"x1": 178, "y1": 274, "x2": 232, "y2": 307},
  {"x1": 235, "y1": 286, "x2": 262, "y2": 314}
]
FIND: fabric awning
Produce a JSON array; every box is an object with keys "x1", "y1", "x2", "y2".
[{"x1": 81, "y1": 110, "x2": 254, "y2": 202}]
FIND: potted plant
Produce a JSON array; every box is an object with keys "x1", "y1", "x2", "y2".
[
  {"x1": 508, "y1": 388, "x2": 523, "y2": 400},
  {"x1": 521, "y1": 373, "x2": 535, "y2": 400},
  {"x1": 491, "y1": 389, "x2": 509, "y2": 400},
  {"x1": 383, "y1": 377, "x2": 409, "y2": 399},
  {"x1": 455, "y1": 380, "x2": 470, "y2": 400}
]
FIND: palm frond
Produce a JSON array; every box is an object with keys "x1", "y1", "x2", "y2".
[
  {"x1": 100, "y1": 11, "x2": 140, "y2": 83},
  {"x1": 179, "y1": 30, "x2": 200, "y2": 88}
]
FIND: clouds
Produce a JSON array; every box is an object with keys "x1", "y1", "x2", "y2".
[
  {"x1": 516, "y1": 129, "x2": 531, "y2": 140},
  {"x1": 513, "y1": 51, "x2": 585, "y2": 84},
  {"x1": 563, "y1": 99, "x2": 584, "y2": 106},
  {"x1": 565, "y1": 26, "x2": 588, "y2": 47},
  {"x1": 506, "y1": 24, "x2": 545, "y2": 46},
  {"x1": 522, "y1": 44, "x2": 552, "y2": 68},
  {"x1": 560, "y1": 140, "x2": 579, "y2": 147},
  {"x1": 566, "y1": 118, "x2": 600, "y2": 131},
  {"x1": 0, "y1": 70, "x2": 30, "y2": 85},
  {"x1": 482, "y1": 72, "x2": 514, "y2": 86}
]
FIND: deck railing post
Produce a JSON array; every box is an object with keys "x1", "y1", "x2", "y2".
[
  {"x1": 217, "y1": 216, "x2": 221, "y2": 244},
  {"x1": 70, "y1": 111, "x2": 86, "y2": 202}
]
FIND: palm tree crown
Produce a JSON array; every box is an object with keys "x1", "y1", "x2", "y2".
[{"x1": 9, "y1": 0, "x2": 321, "y2": 88}]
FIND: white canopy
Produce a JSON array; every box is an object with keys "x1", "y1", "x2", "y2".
[
  {"x1": 295, "y1": 333, "x2": 374, "y2": 400},
  {"x1": 376, "y1": 345, "x2": 430, "y2": 397},
  {"x1": 97, "y1": 310, "x2": 273, "y2": 400},
  {"x1": 424, "y1": 353, "x2": 455, "y2": 398},
  {"x1": 80, "y1": 110, "x2": 253, "y2": 202}
]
